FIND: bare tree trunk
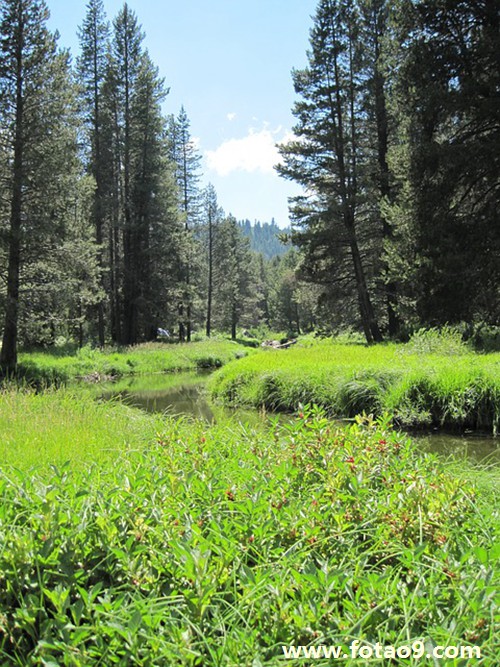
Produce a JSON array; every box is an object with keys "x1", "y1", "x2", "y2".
[
  {"x1": 206, "y1": 206, "x2": 213, "y2": 337},
  {"x1": 1, "y1": 16, "x2": 24, "y2": 371},
  {"x1": 231, "y1": 302, "x2": 237, "y2": 340}
]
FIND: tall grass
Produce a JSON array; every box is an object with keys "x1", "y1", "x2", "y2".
[
  {"x1": 0, "y1": 401, "x2": 497, "y2": 665},
  {"x1": 210, "y1": 341, "x2": 500, "y2": 433}
]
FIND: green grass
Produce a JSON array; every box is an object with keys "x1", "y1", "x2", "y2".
[
  {"x1": 13, "y1": 339, "x2": 251, "y2": 386},
  {"x1": 0, "y1": 387, "x2": 162, "y2": 470},
  {"x1": 0, "y1": 395, "x2": 498, "y2": 665},
  {"x1": 209, "y1": 340, "x2": 500, "y2": 433}
]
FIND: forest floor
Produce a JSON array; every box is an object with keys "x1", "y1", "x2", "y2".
[{"x1": 0, "y1": 392, "x2": 498, "y2": 665}]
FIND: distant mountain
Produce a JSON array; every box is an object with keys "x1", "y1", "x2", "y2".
[{"x1": 238, "y1": 219, "x2": 291, "y2": 259}]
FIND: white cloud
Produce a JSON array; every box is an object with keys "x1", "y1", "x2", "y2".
[
  {"x1": 205, "y1": 126, "x2": 291, "y2": 177},
  {"x1": 226, "y1": 112, "x2": 236, "y2": 121}
]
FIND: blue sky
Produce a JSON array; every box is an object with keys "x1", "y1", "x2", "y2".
[{"x1": 47, "y1": 0, "x2": 319, "y2": 228}]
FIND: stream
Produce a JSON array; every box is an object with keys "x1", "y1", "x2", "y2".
[{"x1": 99, "y1": 372, "x2": 500, "y2": 465}]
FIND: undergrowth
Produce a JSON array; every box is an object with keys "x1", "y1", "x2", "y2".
[{"x1": 0, "y1": 401, "x2": 497, "y2": 665}]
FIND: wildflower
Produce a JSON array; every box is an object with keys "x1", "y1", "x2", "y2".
[{"x1": 345, "y1": 455, "x2": 356, "y2": 471}]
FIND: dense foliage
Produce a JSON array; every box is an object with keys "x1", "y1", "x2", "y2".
[
  {"x1": 237, "y1": 219, "x2": 291, "y2": 259},
  {"x1": 0, "y1": 398, "x2": 497, "y2": 664},
  {"x1": 277, "y1": 0, "x2": 499, "y2": 341}
]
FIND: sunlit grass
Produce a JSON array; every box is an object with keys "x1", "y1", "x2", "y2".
[
  {"x1": 0, "y1": 387, "x2": 161, "y2": 470},
  {"x1": 210, "y1": 340, "x2": 500, "y2": 432},
  {"x1": 14, "y1": 339, "x2": 252, "y2": 385}
]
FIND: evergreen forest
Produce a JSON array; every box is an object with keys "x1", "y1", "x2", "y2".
[{"x1": 0, "y1": 0, "x2": 498, "y2": 367}]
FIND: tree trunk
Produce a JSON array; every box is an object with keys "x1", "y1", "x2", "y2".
[
  {"x1": 373, "y1": 25, "x2": 400, "y2": 337},
  {"x1": 178, "y1": 302, "x2": 185, "y2": 342},
  {"x1": 330, "y1": 29, "x2": 382, "y2": 345},
  {"x1": 206, "y1": 209, "x2": 213, "y2": 337},
  {"x1": 295, "y1": 302, "x2": 301, "y2": 335},
  {"x1": 93, "y1": 44, "x2": 106, "y2": 347},
  {"x1": 231, "y1": 302, "x2": 237, "y2": 340},
  {"x1": 1, "y1": 18, "x2": 24, "y2": 371},
  {"x1": 121, "y1": 15, "x2": 137, "y2": 346},
  {"x1": 348, "y1": 227, "x2": 383, "y2": 343}
]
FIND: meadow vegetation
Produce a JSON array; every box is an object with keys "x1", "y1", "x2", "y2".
[
  {"x1": 12, "y1": 339, "x2": 251, "y2": 386},
  {"x1": 210, "y1": 335, "x2": 500, "y2": 433},
  {"x1": 0, "y1": 394, "x2": 498, "y2": 665},
  {"x1": 0, "y1": 388, "x2": 162, "y2": 470}
]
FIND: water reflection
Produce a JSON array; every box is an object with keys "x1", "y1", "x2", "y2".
[{"x1": 99, "y1": 372, "x2": 217, "y2": 421}]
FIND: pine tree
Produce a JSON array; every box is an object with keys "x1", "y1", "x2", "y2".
[
  {"x1": 77, "y1": 0, "x2": 110, "y2": 345},
  {"x1": 111, "y1": 3, "x2": 144, "y2": 344},
  {"x1": 277, "y1": 0, "x2": 383, "y2": 342},
  {"x1": 129, "y1": 52, "x2": 172, "y2": 340},
  {"x1": 0, "y1": 0, "x2": 76, "y2": 368},
  {"x1": 387, "y1": 0, "x2": 500, "y2": 326},
  {"x1": 202, "y1": 183, "x2": 223, "y2": 337},
  {"x1": 358, "y1": 0, "x2": 400, "y2": 335},
  {"x1": 167, "y1": 107, "x2": 202, "y2": 342},
  {"x1": 213, "y1": 216, "x2": 255, "y2": 339}
]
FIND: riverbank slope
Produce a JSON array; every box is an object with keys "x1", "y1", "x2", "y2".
[{"x1": 210, "y1": 340, "x2": 500, "y2": 433}]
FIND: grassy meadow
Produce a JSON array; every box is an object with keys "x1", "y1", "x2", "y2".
[
  {"x1": 210, "y1": 338, "x2": 500, "y2": 433},
  {"x1": 0, "y1": 389, "x2": 498, "y2": 665},
  {"x1": 0, "y1": 334, "x2": 499, "y2": 664},
  {"x1": 15, "y1": 338, "x2": 252, "y2": 385},
  {"x1": 0, "y1": 387, "x2": 163, "y2": 470}
]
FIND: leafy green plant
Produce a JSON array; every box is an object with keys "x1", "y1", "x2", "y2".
[{"x1": 0, "y1": 401, "x2": 497, "y2": 665}]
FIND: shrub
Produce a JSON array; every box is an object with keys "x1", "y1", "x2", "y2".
[{"x1": 406, "y1": 326, "x2": 467, "y2": 355}]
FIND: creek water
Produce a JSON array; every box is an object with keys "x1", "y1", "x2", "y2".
[{"x1": 99, "y1": 372, "x2": 500, "y2": 465}]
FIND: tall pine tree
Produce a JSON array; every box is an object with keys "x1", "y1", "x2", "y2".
[
  {"x1": 167, "y1": 107, "x2": 202, "y2": 341},
  {"x1": 277, "y1": 0, "x2": 383, "y2": 342},
  {"x1": 0, "y1": 0, "x2": 76, "y2": 368},
  {"x1": 387, "y1": 0, "x2": 500, "y2": 326},
  {"x1": 77, "y1": 0, "x2": 110, "y2": 345}
]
